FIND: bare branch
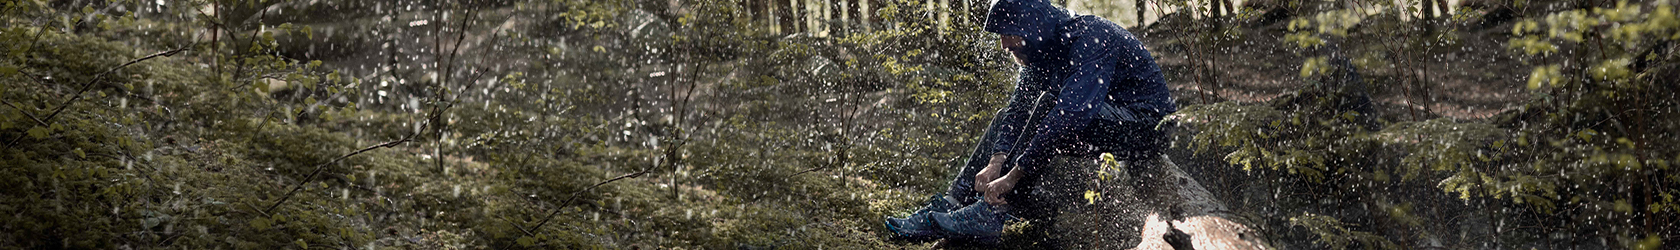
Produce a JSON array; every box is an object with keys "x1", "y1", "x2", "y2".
[
  {"x1": 791, "y1": 162, "x2": 839, "y2": 177},
  {"x1": 261, "y1": 71, "x2": 464, "y2": 214},
  {"x1": 501, "y1": 216, "x2": 537, "y2": 237},
  {"x1": 232, "y1": 7, "x2": 272, "y2": 81},
  {"x1": 262, "y1": 122, "x2": 424, "y2": 215},
  {"x1": 0, "y1": 99, "x2": 49, "y2": 127},
  {"x1": 45, "y1": 47, "x2": 188, "y2": 123},
  {"x1": 4, "y1": 46, "x2": 188, "y2": 149},
  {"x1": 261, "y1": 10, "x2": 501, "y2": 214},
  {"x1": 525, "y1": 164, "x2": 660, "y2": 235}
]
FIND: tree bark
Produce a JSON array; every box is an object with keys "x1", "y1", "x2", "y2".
[
  {"x1": 1123, "y1": 155, "x2": 1269, "y2": 250},
  {"x1": 1030, "y1": 155, "x2": 1270, "y2": 249}
]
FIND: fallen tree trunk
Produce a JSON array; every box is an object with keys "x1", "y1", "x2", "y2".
[
  {"x1": 1125, "y1": 155, "x2": 1269, "y2": 250},
  {"x1": 1000, "y1": 155, "x2": 1270, "y2": 249}
]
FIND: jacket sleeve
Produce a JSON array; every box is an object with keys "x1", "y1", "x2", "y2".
[{"x1": 1013, "y1": 35, "x2": 1120, "y2": 174}]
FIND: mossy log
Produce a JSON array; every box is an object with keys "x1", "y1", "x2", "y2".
[{"x1": 995, "y1": 155, "x2": 1270, "y2": 249}]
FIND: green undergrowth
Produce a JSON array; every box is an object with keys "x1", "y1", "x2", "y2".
[{"x1": 0, "y1": 24, "x2": 936, "y2": 249}]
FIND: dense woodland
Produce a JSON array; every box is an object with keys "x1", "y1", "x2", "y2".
[{"x1": 1, "y1": 0, "x2": 1677, "y2": 249}]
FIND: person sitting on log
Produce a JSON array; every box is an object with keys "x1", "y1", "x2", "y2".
[{"x1": 884, "y1": 0, "x2": 1177, "y2": 244}]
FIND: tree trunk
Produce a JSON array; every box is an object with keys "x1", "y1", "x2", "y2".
[
  {"x1": 1136, "y1": 0, "x2": 1146, "y2": 28},
  {"x1": 1029, "y1": 155, "x2": 1270, "y2": 249},
  {"x1": 1123, "y1": 155, "x2": 1269, "y2": 250}
]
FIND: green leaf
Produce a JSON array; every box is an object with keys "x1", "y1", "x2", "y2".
[
  {"x1": 1634, "y1": 234, "x2": 1662, "y2": 250},
  {"x1": 255, "y1": 80, "x2": 270, "y2": 94},
  {"x1": 0, "y1": 65, "x2": 17, "y2": 77},
  {"x1": 1615, "y1": 199, "x2": 1634, "y2": 213},
  {"x1": 27, "y1": 126, "x2": 49, "y2": 139},
  {"x1": 250, "y1": 218, "x2": 272, "y2": 230},
  {"x1": 305, "y1": 96, "x2": 317, "y2": 105},
  {"x1": 517, "y1": 236, "x2": 536, "y2": 247},
  {"x1": 295, "y1": 239, "x2": 308, "y2": 249},
  {"x1": 73, "y1": 148, "x2": 85, "y2": 158}
]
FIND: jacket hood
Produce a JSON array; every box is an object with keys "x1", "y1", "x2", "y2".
[{"x1": 984, "y1": 0, "x2": 1073, "y2": 67}]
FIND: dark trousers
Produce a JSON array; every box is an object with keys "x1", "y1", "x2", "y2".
[{"x1": 943, "y1": 109, "x2": 1165, "y2": 220}]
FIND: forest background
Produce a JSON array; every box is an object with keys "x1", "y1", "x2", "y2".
[{"x1": 1, "y1": 0, "x2": 1677, "y2": 249}]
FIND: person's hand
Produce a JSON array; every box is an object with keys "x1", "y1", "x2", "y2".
[
  {"x1": 974, "y1": 153, "x2": 1008, "y2": 192},
  {"x1": 982, "y1": 170, "x2": 1022, "y2": 205}
]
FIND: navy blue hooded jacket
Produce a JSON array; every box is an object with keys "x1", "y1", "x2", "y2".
[{"x1": 985, "y1": 0, "x2": 1176, "y2": 175}]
